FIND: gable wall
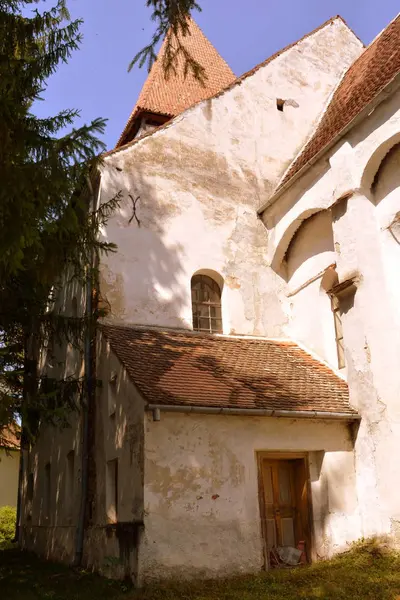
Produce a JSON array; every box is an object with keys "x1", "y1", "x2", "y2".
[{"x1": 98, "y1": 20, "x2": 362, "y2": 337}]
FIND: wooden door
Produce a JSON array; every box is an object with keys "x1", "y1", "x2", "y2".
[
  {"x1": 262, "y1": 459, "x2": 297, "y2": 549},
  {"x1": 260, "y1": 457, "x2": 311, "y2": 557}
]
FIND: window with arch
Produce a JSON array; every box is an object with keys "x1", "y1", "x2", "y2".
[{"x1": 191, "y1": 274, "x2": 222, "y2": 334}]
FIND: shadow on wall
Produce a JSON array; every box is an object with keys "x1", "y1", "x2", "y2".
[
  {"x1": 310, "y1": 439, "x2": 359, "y2": 559},
  {"x1": 24, "y1": 274, "x2": 86, "y2": 558},
  {"x1": 284, "y1": 210, "x2": 335, "y2": 285},
  {"x1": 98, "y1": 154, "x2": 194, "y2": 329},
  {"x1": 97, "y1": 130, "x2": 285, "y2": 337}
]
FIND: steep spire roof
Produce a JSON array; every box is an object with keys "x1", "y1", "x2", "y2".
[
  {"x1": 278, "y1": 13, "x2": 400, "y2": 190},
  {"x1": 116, "y1": 18, "x2": 235, "y2": 148}
]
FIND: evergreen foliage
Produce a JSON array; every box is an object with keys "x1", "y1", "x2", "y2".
[
  {"x1": 0, "y1": 0, "x2": 120, "y2": 445},
  {"x1": 129, "y1": 0, "x2": 206, "y2": 82},
  {"x1": 0, "y1": 506, "x2": 16, "y2": 549}
]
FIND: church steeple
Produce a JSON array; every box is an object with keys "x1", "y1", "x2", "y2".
[{"x1": 116, "y1": 18, "x2": 235, "y2": 148}]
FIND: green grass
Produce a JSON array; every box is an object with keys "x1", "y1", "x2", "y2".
[{"x1": 1, "y1": 540, "x2": 400, "y2": 600}]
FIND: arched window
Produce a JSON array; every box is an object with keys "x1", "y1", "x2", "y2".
[{"x1": 191, "y1": 274, "x2": 222, "y2": 334}]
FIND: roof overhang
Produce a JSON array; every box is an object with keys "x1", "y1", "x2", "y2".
[
  {"x1": 257, "y1": 69, "x2": 400, "y2": 215},
  {"x1": 146, "y1": 403, "x2": 360, "y2": 421}
]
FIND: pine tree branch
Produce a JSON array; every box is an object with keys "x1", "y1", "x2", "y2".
[{"x1": 128, "y1": 0, "x2": 206, "y2": 83}]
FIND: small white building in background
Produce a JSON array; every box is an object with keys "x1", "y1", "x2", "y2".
[
  {"x1": 20, "y1": 13, "x2": 400, "y2": 584},
  {"x1": 0, "y1": 428, "x2": 19, "y2": 508}
]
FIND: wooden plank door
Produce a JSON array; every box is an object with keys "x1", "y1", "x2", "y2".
[{"x1": 261, "y1": 459, "x2": 297, "y2": 549}]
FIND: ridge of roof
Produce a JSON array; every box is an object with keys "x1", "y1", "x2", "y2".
[
  {"x1": 108, "y1": 15, "x2": 357, "y2": 158},
  {"x1": 270, "y1": 12, "x2": 400, "y2": 201},
  {"x1": 101, "y1": 324, "x2": 356, "y2": 415},
  {"x1": 116, "y1": 17, "x2": 235, "y2": 148}
]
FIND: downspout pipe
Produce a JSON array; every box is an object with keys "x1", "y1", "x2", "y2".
[
  {"x1": 74, "y1": 177, "x2": 100, "y2": 566},
  {"x1": 146, "y1": 404, "x2": 361, "y2": 421}
]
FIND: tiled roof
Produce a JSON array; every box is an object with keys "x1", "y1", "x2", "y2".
[
  {"x1": 116, "y1": 18, "x2": 235, "y2": 147},
  {"x1": 279, "y1": 14, "x2": 400, "y2": 189},
  {"x1": 101, "y1": 326, "x2": 357, "y2": 416}
]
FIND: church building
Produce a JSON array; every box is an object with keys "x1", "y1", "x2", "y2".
[{"x1": 20, "y1": 14, "x2": 400, "y2": 584}]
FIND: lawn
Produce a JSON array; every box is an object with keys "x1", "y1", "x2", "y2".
[{"x1": 1, "y1": 540, "x2": 400, "y2": 600}]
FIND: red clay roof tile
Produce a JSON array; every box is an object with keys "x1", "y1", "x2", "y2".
[
  {"x1": 101, "y1": 326, "x2": 356, "y2": 416},
  {"x1": 279, "y1": 14, "x2": 400, "y2": 189}
]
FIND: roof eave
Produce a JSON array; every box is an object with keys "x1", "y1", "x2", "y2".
[
  {"x1": 258, "y1": 70, "x2": 400, "y2": 215},
  {"x1": 116, "y1": 106, "x2": 175, "y2": 148},
  {"x1": 146, "y1": 403, "x2": 360, "y2": 421}
]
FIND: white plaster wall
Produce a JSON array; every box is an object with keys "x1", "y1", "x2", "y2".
[
  {"x1": 262, "y1": 89, "x2": 400, "y2": 268},
  {"x1": 286, "y1": 211, "x2": 335, "y2": 288},
  {"x1": 330, "y1": 192, "x2": 398, "y2": 536},
  {"x1": 0, "y1": 449, "x2": 19, "y2": 507},
  {"x1": 285, "y1": 211, "x2": 338, "y2": 367},
  {"x1": 260, "y1": 87, "x2": 400, "y2": 541},
  {"x1": 373, "y1": 143, "x2": 400, "y2": 331},
  {"x1": 98, "y1": 19, "x2": 362, "y2": 337},
  {"x1": 140, "y1": 412, "x2": 360, "y2": 581},
  {"x1": 289, "y1": 280, "x2": 338, "y2": 368},
  {"x1": 94, "y1": 336, "x2": 144, "y2": 526},
  {"x1": 21, "y1": 273, "x2": 86, "y2": 560},
  {"x1": 21, "y1": 338, "x2": 146, "y2": 580},
  {"x1": 80, "y1": 336, "x2": 145, "y2": 581},
  {"x1": 21, "y1": 411, "x2": 82, "y2": 562}
]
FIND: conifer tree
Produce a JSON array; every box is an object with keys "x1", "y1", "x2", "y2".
[
  {"x1": 0, "y1": 0, "x2": 201, "y2": 444},
  {"x1": 0, "y1": 0, "x2": 119, "y2": 444},
  {"x1": 130, "y1": 0, "x2": 205, "y2": 81}
]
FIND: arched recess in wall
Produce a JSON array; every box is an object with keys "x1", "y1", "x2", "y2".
[
  {"x1": 271, "y1": 208, "x2": 326, "y2": 273},
  {"x1": 371, "y1": 142, "x2": 400, "y2": 206},
  {"x1": 360, "y1": 131, "x2": 400, "y2": 194},
  {"x1": 284, "y1": 210, "x2": 335, "y2": 285},
  {"x1": 283, "y1": 210, "x2": 339, "y2": 368},
  {"x1": 191, "y1": 269, "x2": 224, "y2": 334},
  {"x1": 368, "y1": 141, "x2": 400, "y2": 328}
]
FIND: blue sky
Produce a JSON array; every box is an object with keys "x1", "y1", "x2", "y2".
[{"x1": 33, "y1": 0, "x2": 399, "y2": 150}]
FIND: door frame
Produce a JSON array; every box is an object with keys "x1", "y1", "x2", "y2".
[{"x1": 256, "y1": 451, "x2": 314, "y2": 569}]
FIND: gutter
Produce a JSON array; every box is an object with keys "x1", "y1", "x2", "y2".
[
  {"x1": 257, "y1": 70, "x2": 400, "y2": 215},
  {"x1": 146, "y1": 404, "x2": 360, "y2": 421}
]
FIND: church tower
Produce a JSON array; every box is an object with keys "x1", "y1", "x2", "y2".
[{"x1": 116, "y1": 18, "x2": 235, "y2": 148}]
